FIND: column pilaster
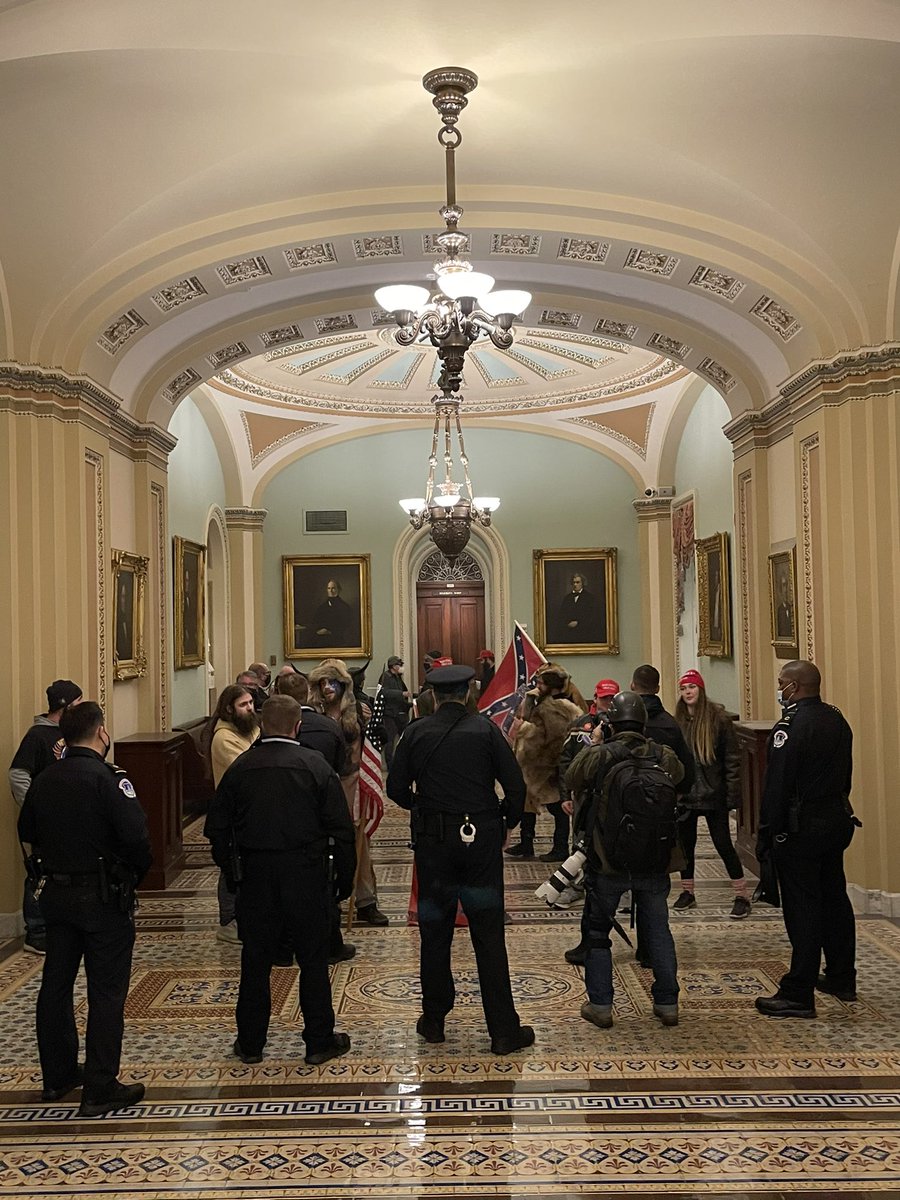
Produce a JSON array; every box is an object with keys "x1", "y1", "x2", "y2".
[
  {"x1": 632, "y1": 495, "x2": 676, "y2": 709},
  {"x1": 225, "y1": 507, "x2": 267, "y2": 672}
]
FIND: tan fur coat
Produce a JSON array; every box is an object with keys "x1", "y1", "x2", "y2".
[{"x1": 515, "y1": 696, "x2": 582, "y2": 812}]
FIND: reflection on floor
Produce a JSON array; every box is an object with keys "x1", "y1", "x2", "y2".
[{"x1": 1, "y1": 809, "x2": 899, "y2": 1197}]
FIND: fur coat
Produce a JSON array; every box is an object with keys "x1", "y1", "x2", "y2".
[
  {"x1": 308, "y1": 659, "x2": 362, "y2": 819},
  {"x1": 515, "y1": 695, "x2": 582, "y2": 812}
]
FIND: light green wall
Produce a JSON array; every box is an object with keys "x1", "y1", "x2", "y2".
[
  {"x1": 167, "y1": 395, "x2": 227, "y2": 723},
  {"x1": 260, "y1": 427, "x2": 643, "y2": 697},
  {"x1": 674, "y1": 385, "x2": 739, "y2": 711}
]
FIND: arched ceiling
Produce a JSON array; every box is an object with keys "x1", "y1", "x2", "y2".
[{"x1": 1, "y1": 0, "x2": 898, "y2": 442}]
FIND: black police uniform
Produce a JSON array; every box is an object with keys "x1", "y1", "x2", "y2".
[
  {"x1": 386, "y1": 678, "x2": 527, "y2": 1042},
  {"x1": 760, "y1": 695, "x2": 857, "y2": 1004},
  {"x1": 17, "y1": 747, "x2": 151, "y2": 1099},
  {"x1": 204, "y1": 737, "x2": 356, "y2": 1058}
]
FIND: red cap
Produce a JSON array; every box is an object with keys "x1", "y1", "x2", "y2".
[
  {"x1": 433, "y1": 655, "x2": 454, "y2": 668},
  {"x1": 478, "y1": 649, "x2": 494, "y2": 660},
  {"x1": 594, "y1": 678, "x2": 620, "y2": 698},
  {"x1": 678, "y1": 669, "x2": 705, "y2": 689}
]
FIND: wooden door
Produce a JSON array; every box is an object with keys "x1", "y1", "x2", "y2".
[{"x1": 416, "y1": 580, "x2": 485, "y2": 685}]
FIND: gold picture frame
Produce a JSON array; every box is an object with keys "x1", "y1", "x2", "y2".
[
  {"x1": 173, "y1": 536, "x2": 206, "y2": 669},
  {"x1": 768, "y1": 546, "x2": 800, "y2": 659},
  {"x1": 283, "y1": 554, "x2": 372, "y2": 660},
  {"x1": 696, "y1": 531, "x2": 732, "y2": 658},
  {"x1": 112, "y1": 549, "x2": 148, "y2": 680},
  {"x1": 533, "y1": 548, "x2": 618, "y2": 655}
]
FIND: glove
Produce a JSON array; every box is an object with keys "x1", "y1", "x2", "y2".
[{"x1": 755, "y1": 824, "x2": 773, "y2": 860}]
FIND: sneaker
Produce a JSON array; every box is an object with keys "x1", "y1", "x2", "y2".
[
  {"x1": 416, "y1": 1015, "x2": 445, "y2": 1043},
  {"x1": 215, "y1": 922, "x2": 241, "y2": 945},
  {"x1": 580, "y1": 1001, "x2": 613, "y2": 1029},
  {"x1": 305, "y1": 1032, "x2": 351, "y2": 1066},
  {"x1": 672, "y1": 891, "x2": 696, "y2": 911},
  {"x1": 653, "y1": 1004, "x2": 679, "y2": 1027},
  {"x1": 328, "y1": 943, "x2": 357, "y2": 965},
  {"x1": 815, "y1": 975, "x2": 857, "y2": 1002},
  {"x1": 357, "y1": 903, "x2": 389, "y2": 926},
  {"x1": 78, "y1": 1080, "x2": 145, "y2": 1118},
  {"x1": 41, "y1": 1066, "x2": 84, "y2": 1102},
  {"x1": 504, "y1": 842, "x2": 534, "y2": 859},
  {"x1": 552, "y1": 885, "x2": 584, "y2": 910},
  {"x1": 23, "y1": 936, "x2": 46, "y2": 955},
  {"x1": 233, "y1": 1039, "x2": 263, "y2": 1064},
  {"x1": 490, "y1": 1025, "x2": 535, "y2": 1055},
  {"x1": 730, "y1": 896, "x2": 752, "y2": 920},
  {"x1": 564, "y1": 943, "x2": 587, "y2": 965}
]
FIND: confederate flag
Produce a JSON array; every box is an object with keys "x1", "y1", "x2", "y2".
[{"x1": 477, "y1": 622, "x2": 546, "y2": 742}]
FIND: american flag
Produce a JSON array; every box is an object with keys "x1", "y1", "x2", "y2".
[
  {"x1": 359, "y1": 685, "x2": 386, "y2": 837},
  {"x1": 477, "y1": 623, "x2": 546, "y2": 741}
]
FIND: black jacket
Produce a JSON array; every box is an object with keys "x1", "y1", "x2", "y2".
[
  {"x1": 761, "y1": 696, "x2": 853, "y2": 836},
  {"x1": 298, "y1": 708, "x2": 346, "y2": 774},
  {"x1": 641, "y1": 694, "x2": 695, "y2": 795},
  {"x1": 678, "y1": 710, "x2": 740, "y2": 812},
  {"x1": 18, "y1": 746, "x2": 152, "y2": 881},
  {"x1": 387, "y1": 703, "x2": 525, "y2": 827}
]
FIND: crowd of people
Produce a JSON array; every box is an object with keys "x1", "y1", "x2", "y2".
[{"x1": 10, "y1": 648, "x2": 860, "y2": 1114}]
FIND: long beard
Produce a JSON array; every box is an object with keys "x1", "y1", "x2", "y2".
[{"x1": 232, "y1": 711, "x2": 259, "y2": 738}]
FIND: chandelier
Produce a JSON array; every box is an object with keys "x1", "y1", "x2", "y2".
[{"x1": 375, "y1": 67, "x2": 531, "y2": 558}]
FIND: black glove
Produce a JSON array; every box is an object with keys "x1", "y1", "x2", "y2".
[{"x1": 755, "y1": 824, "x2": 773, "y2": 860}]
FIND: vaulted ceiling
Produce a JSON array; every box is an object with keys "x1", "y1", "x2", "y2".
[{"x1": 2, "y1": 0, "x2": 898, "y2": 471}]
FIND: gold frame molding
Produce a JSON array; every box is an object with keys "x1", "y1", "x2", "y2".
[
  {"x1": 768, "y1": 546, "x2": 800, "y2": 660},
  {"x1": 696, "y1": 531, "x2": 732, "y2": 659},
  {"x1": 173, "y1": 536, "x2": 206, "y2": 670},
  {"x1": 283, "y1": 554, "x2": 372, "y2": 661},
  {"x1": 533, "y1": 547, "x2": 619, "y2": 655},
  {"x1": 112, "y1": 549, "x2": 148, "y2": 680}
]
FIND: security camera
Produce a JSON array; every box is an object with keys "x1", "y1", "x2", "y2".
[{"x1": 644, "y1": 487, "x2": 655, "y2": 497}]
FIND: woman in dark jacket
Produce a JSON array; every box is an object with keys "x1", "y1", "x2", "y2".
[{"x1": 673, "y1": 670, "x2": 751, "y2": 919}]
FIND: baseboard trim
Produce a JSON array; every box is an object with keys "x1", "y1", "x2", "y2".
[
  {"x1": 848, "y1": 883, "x2": 900, "y2": 918},
  {"x1": 0, "y1": 912, "x2": 24, "y2": 938}
]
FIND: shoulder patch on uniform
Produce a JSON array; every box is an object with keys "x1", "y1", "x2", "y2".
[
  {"x1": 118, "y1": 778, "x2": 137, "y2": 798},
  {"x1": 773, "y1": 729, "x2": 788, "y2": 749}
]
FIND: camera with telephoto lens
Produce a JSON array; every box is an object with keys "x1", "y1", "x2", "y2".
[{"x1": 534, "y1": 842, "x2": 587, "y2": 905}]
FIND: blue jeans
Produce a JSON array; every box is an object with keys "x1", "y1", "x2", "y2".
[{"x1": 584, "y1": 869, "x2": 679, "y2": 1007}]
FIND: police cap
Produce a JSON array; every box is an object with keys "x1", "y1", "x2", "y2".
[{"x1": 426, "y1": 664, "x2": 475, "y2": 691}]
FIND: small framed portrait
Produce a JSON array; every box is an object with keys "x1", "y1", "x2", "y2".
[
  {"x1": 173, "y1": 536, "x2": 206, "y2": 669},
  {"x1": 696, "y1": 532, "x2": 732, "y2": 658},
  {"x1": 533, "y1": 548, "x2": 618, "y2": 655},
  {"x1": 283, "y1": 554, "x2": 372, "y2": 660},
  {"x1": 112, "y1": 549, "x2": 148, "y2": 680},
  {"x1": 768, "y1": 547, "x2": 799, "y2": 659}
]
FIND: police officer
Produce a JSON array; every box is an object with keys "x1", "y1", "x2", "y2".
[
  {"x1": 386, "y1": 664, "x2": 534, "y2": 1055},
  {"x1": 205, "y1": 695, "x2": 356, "y2": 1066},
  {"x1": 755, "y1": 660, "x2": 859, "y2": 1018},
  {"x1": 17, "y1": 701, "x2": 151, "y2": 1116}
]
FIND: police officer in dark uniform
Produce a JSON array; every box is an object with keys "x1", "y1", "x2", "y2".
[
  {"x1": 386, "y1": 664, "x2": 534, "y2": 1055},
  {"x1": 755, "y1": 660, "x2": 859, "y2": 1018},
  {"x1": 17, "y1": 701, "x2": 151, "y2": 1116},
  {"x1": 205, "y1": 694, "x2": 356, "y2": 1066}
]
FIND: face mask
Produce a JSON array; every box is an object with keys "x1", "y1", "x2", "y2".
[
  {"x1": 777, "y1": 683, "x2": 794, "y2": 708},
  {"x1": 100, "y1": 729, "x2": 112, "y2": 760}
]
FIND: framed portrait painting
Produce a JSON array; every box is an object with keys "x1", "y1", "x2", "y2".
[
  {"x1": 283, "y1": 554, "x2": 372, "y2": 660},
  {"x1": 173, "y1": 536, "x2": 206, "y2": 669},
  {"x1": 696, "y1": 531, "x2": 732, "y2": 658},
  {"x1": 768, "y1": 547, "x2": 799, "y2": 659},
  {"x1": 533, "y1": 548, "x2": 618, "y2": 655},
  {"x1": 112, "y1": 549, "x2": 148, "y2": 680}
]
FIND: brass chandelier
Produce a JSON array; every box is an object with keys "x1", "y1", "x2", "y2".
[{"x1": 375, "y1": 67, "x2": 531, "y2": 558}]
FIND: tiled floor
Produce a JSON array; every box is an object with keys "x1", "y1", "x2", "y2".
[{"x1": 1, "y1": 810, "x2": 898, "y2": 1197}]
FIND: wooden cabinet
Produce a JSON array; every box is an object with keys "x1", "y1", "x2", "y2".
[
  {"x1": 115, "y1": 732, "x2": 187, "y2": 890},
  {"x1": 733, "y1": 720, "x2": 772, "y2": 871}
]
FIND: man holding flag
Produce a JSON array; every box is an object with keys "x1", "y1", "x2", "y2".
[{"x1": 477, "y1": 622, "x2": 547, "y2": 740}]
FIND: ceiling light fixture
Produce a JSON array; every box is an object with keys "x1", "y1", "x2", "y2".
[{"x1": 376, "y1": 67, "x2": 530, "y2": 558}]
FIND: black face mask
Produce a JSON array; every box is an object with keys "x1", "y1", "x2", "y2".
[{"x1": 100, "y1": 730, "x2": 112, "y2": 760}]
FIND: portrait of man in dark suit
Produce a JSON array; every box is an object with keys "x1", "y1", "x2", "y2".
[
  {"x1": 115, "y1": 570, "x2": 135, "y2": 663},
  {"x1": 536, "y1": 549, "x2": 617, "y2": 653},
  {"x1": 285, "y1": 556, "x2": 371, "y2": 658}
]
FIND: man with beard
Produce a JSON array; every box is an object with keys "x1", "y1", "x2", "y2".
[{"x1": 205, "y1": 685, "x2": 258, "y2": 943}]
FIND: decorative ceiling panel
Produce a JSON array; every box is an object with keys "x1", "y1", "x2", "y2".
[
  {"x1": 568, "y1": 403, "x2": 656, "y2": 458},
  {"x1": 240, "y1": 411, "x2": 331, "y2": 467}
]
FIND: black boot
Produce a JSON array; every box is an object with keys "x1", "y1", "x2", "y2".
[
  {"x1": 539, "y1": 801, "x2": 570, "y2": 861},
  {"x1": 506, "y1": 812, "x2": 536, "y2": 858}
]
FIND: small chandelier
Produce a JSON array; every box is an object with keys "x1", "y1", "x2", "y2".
[{"x1": 375, "y1": 67, "x2": 530, "y2": 558}]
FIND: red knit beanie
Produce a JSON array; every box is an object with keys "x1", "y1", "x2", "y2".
[{"x1": 678, "y1": 669, "x2": 705, "y2": 689}]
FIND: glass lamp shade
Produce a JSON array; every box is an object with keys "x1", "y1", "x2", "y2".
[
  {"x1": 375, "y1": 285, "x2": 430, "y2": 314},
  {"x1": 432, "y1": 493, "x2": 463, "y2": 508},
  {"x1": 473, "y1": 496, "x2": 501, "y2": 512},
  {"x1": 479, "y1": 289, "x2": 532, "y2": 317},
  {"x1": 438, "y1": 271, "x2": 495, "y2": 301},
  {"x1": 399, "y1": 497, "x2": 426, "y2": 514}
]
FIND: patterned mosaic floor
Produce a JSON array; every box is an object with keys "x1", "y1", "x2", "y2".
[{"x1": 1, "y1": 809, "x2": 899, "y2": 1197}]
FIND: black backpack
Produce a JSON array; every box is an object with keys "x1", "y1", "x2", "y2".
[{"x1": 590, "y1": 740, "x2": 678, "y2": 874}]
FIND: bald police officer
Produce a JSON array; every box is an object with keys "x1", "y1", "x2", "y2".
[
  {"x1": 387, "y1": 664, "x2": 534, "y2": 1055},
  {"x1": 755, "y1": 660, "x2": 859, "y2": 1018},
  {"x1": 18, "y1": 701, "x2": 151, "y2": 1116}
]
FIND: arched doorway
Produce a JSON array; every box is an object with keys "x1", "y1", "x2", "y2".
[{"x1": 415, "y1": 550, "x2": 485, "y2": 683}]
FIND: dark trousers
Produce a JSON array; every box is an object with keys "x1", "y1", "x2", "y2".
[
  {"x1": 545, "y1": 801, "x2": 570, "y2": 851},
  {"x1": 37, "y1": 882, "x2": 135, "y2": 1095},
  {"x1": 23, "y1": 876, "x2": 46, "y2": 940},
  {"x1": 236, "y1": 851, "x2": 335, "y2": 1055},
  {"x1": 772, "y1": 826, "x2": 856, "y2": 1005},
  {"x1": 415, "y1": 821, "x2": 521, "y2": 1040},
  {"x1": 679, "y1": 808, "x2": 744, "y2": 879}
]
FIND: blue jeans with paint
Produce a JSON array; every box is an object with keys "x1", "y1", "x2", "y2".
[{"x1": 584, "y1": 869, "x2": 679, "y2": 1007}]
